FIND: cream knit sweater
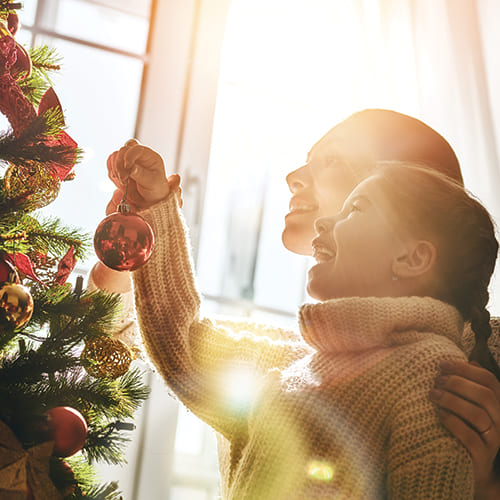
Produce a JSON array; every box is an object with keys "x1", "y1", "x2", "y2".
[{"x1": 132, "y1": 194, "x2": 473, "y2": 499}]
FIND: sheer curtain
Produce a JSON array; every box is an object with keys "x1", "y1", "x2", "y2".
[{"x1": 128, "y1": 1, "x2": 500, "y2": 498}]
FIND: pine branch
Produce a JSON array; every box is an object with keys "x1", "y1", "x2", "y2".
[
  {"x1": 59, "y1": 457, "x2": 123, "y2": 500},
  {"x1": 25, "y1": 213, "x2": 90, "y2": 260},
  {"x1": 31, "y1": 288, "x2": 122, "y2": 335},
  {"x1": 28, "y1": 45, "x2": 62, "y2": 84},
  {"x1": 75, "y1": 482, "x2": 122, "y2": 500},
  {"x1": 0, "y1": 349, "x2": 81, "y2": 388},
  {"x1": 0, "y1": 1, "x2": 22, "y2": 12},
  {"x1": 84, "y1": 422, "x2": 129, "y2": 465},
  {"x1": 18, "y1": 71, "x2": 49, "y2": 107},
  {"x1": 0, "y1": 113, "x2": 81, "y2": 167},
  {"x1": 110, "y1": 367, "x2": 151, "y2": 418}
]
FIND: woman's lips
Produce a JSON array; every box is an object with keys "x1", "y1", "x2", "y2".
[{"x1": 288, "y1": 197, "x2": 318, "y2": 214}]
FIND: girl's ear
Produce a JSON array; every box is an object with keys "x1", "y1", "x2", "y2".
[{"x1": 392, "y1": 240, "x2": 437, "y2": 279}]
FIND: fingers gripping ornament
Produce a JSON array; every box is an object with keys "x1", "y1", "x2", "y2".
[{"x1": 94, "y1": 178, "x2": 154, "y2": 271}]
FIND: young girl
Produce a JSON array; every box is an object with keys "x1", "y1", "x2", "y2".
[
  {"x1": 112, "y1": 148, "x2": 497, "y2": 497},
  {"x1": 96, "y1": 111, "x2": 500, "y2": 496}
]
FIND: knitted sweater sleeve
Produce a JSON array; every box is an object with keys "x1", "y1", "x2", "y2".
[
  {"x1": 386, "y1": 342, "x2": 474, "y2": 499},
  {"x1": 132, "y1": 194, "x2": 308, "y2": 440}
]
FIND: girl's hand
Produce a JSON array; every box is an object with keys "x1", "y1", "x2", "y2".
[
  {"x1": 106, "y1": 139, "x2": 172, "y2": 210},
  {"x1": 430, "y1": 360, "x2": 500, "y2": 498}
]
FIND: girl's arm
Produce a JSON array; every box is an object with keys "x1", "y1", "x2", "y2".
[
  {"x1": 388, "y1": 349, "x2": 474, "y2": 499},
  {"x1": 132, "y1": 189, "x2": 307, "y2": 441}
]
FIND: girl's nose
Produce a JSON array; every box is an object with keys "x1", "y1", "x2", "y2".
[{"x1": 314, "y1": 215, "x2": 336, "y2": 235}]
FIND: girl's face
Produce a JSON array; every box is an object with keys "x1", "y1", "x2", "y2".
[{"x1": 307, "y1": 175, "x2": 407, "y2": 301}]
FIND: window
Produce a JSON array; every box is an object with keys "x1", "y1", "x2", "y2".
[
  {"x1": 23, "y1": 0, "x2": 152, "y2": 241},
  {"x1": 16, "y1": 1, "x2": 500, "y2": 499}
]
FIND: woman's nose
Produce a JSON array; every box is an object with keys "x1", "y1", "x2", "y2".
[
  {"x1": 314, "y1": 215, "x2": 335, "y2": 235},
  {"x1": 286, "y1": 164, "x2": 309, "y2": 193}
]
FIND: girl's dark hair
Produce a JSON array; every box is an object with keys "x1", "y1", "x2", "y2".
[{"x1": 375, "y1": 162, "x2": 500, "y2": 378}]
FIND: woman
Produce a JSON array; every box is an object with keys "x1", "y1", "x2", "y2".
[
  {"x1": 95, "y1": 109, "x2": 500, "y2": 497},
  {"x1": 281, "y1": 109, "x2": 500, "y2": 498},
  {"x1": 106, "y1": 151, "x2": 500, "y2": 497}
]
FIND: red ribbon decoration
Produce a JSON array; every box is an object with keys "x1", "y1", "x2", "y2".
[
  {"x1": 0, "y1": 28, "x2": 78, "y2": 179},
  {"x1": 9, "y1": 252, "x2": 45, "y2": 285},
  {"x1": 38, "y1": 87, "x2": 78, "y2": 181},
  {"x1": 0, "y1": 32, "x2": 37, "y2": 136},
  {"x1": 54, "y1": 245, "x2": 76, "y2": 285}
]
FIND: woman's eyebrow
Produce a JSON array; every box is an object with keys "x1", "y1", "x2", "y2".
[{"x1": 349, "y1": 194, "x2": 371, "y2": 205}]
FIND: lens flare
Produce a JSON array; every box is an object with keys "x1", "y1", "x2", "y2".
[
  {"x1": 222, "y1": 363, "x2": 262, "y2": 413},
  {"x1": 308, "y1": 460, "x2": 335, "y2": 482}
]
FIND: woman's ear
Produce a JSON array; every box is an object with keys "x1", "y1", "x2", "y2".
[{"x1": 392, "y1": 240, "x2": 437, "y2": 279}]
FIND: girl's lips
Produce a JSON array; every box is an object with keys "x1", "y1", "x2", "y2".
[{"x1": 311, "y1": 243, "x2": 336, "y2": 263}]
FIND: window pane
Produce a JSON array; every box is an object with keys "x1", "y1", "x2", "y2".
[
  {"x1": 18, "y1": 2, "x2": 37, "y2": 26},
  {"x1": 171, "y1": 487, "x2": 210, "y2": 500},
  {"x1": 36, "y1": 38, "x2": 143, "y2": 258},
  {"x1": 39, "y1": 0, "x2": 150, "y2": 54}
]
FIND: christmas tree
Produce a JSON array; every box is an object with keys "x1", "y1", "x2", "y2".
[{"x1": 0, "y1": 3, "x2": 150, "y2": 499}]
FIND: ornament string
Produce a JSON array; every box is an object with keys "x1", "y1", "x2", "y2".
[{"x1": 117, "y1": 175, "x2": 131, "y2": 214}]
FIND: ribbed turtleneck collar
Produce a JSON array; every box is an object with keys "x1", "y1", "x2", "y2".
[{"x1": 299, "y1": 296, "x2": 464, "y2": 354}]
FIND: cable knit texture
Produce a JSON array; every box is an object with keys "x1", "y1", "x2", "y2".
[{"x1": 132, "y1": 194, "x2": 474, "y2": 499}]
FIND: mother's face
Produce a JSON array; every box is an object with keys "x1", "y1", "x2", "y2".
[{"x1": 282, "y1": 120, "x2": 375, "y2": 256}]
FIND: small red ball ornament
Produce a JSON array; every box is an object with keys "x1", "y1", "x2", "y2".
[
  {"x1": 45, "y1": 406, "x2": 88, "y2": 457},
  {"x1": 0, "y1": 282, "x2": 33, "y2": 329},
  {"x1": 0, "y1": 257, "x2": 17, "y2": 283},
  {"x1": 94, "y1": 202, "x2": 154, "y2": 271}
]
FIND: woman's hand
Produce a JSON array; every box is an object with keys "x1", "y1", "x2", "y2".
[{"x1": 430, "y1": 360, "x2": 500, "y2": 498}]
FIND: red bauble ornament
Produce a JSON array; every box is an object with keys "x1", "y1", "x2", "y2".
[
  {"x1": 0, "y1": 256, "x2": 17, "y2": 283},
  {"x1": 45, "y1": 406, "x2": 88, "y2": 457},
  {"x1": 0, "y1": 282, "x2": 33, "y2": 329},
  {"x1": 94, "y1": 204, "x2": 154, "y2": 271}
]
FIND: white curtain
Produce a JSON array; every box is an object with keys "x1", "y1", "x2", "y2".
[
  {"x1": 128, "y1": 1, "x2": 500, "y2": 498},
  {"x1": 194, "y1": 0, "x2": 500, "y2": 315}
]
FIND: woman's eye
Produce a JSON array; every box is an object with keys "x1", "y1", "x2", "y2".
[
  {"x1": 347, "y1": 203, "x2": 361, "y2": 216},
  {"x1": 326, "y1": 157, "x2": 346, "y2": 168}
]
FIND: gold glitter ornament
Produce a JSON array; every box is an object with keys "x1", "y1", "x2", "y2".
[
  {"x1": 0, "y1": 282, "x2": 34, "y2": 329},
  {"x1": 5, "y1": 163, "x2": 61, "y2": 210},
  {"x1": 81, "y1": 336, "x2": 134, "y2": 379}
]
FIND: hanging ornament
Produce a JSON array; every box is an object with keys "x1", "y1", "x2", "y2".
[
  {"x1": 0, "y1": 281, "x2": 33, "y2": 329},
  {"x1": 0, "y1": 254, "x2": 17, "y2": 283},
  {"x1": 4, "y1": 162, "x2": 61, "y2": 210},
  {"x1": 45, "y1": 406, "x2": 88, "y2": 458},
  {"x1": 81, "y1": 336, "x2": 134, "y2": 379},
  {"x1": 94, "y1": 186, "x2": 154, "y2": 271}
]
